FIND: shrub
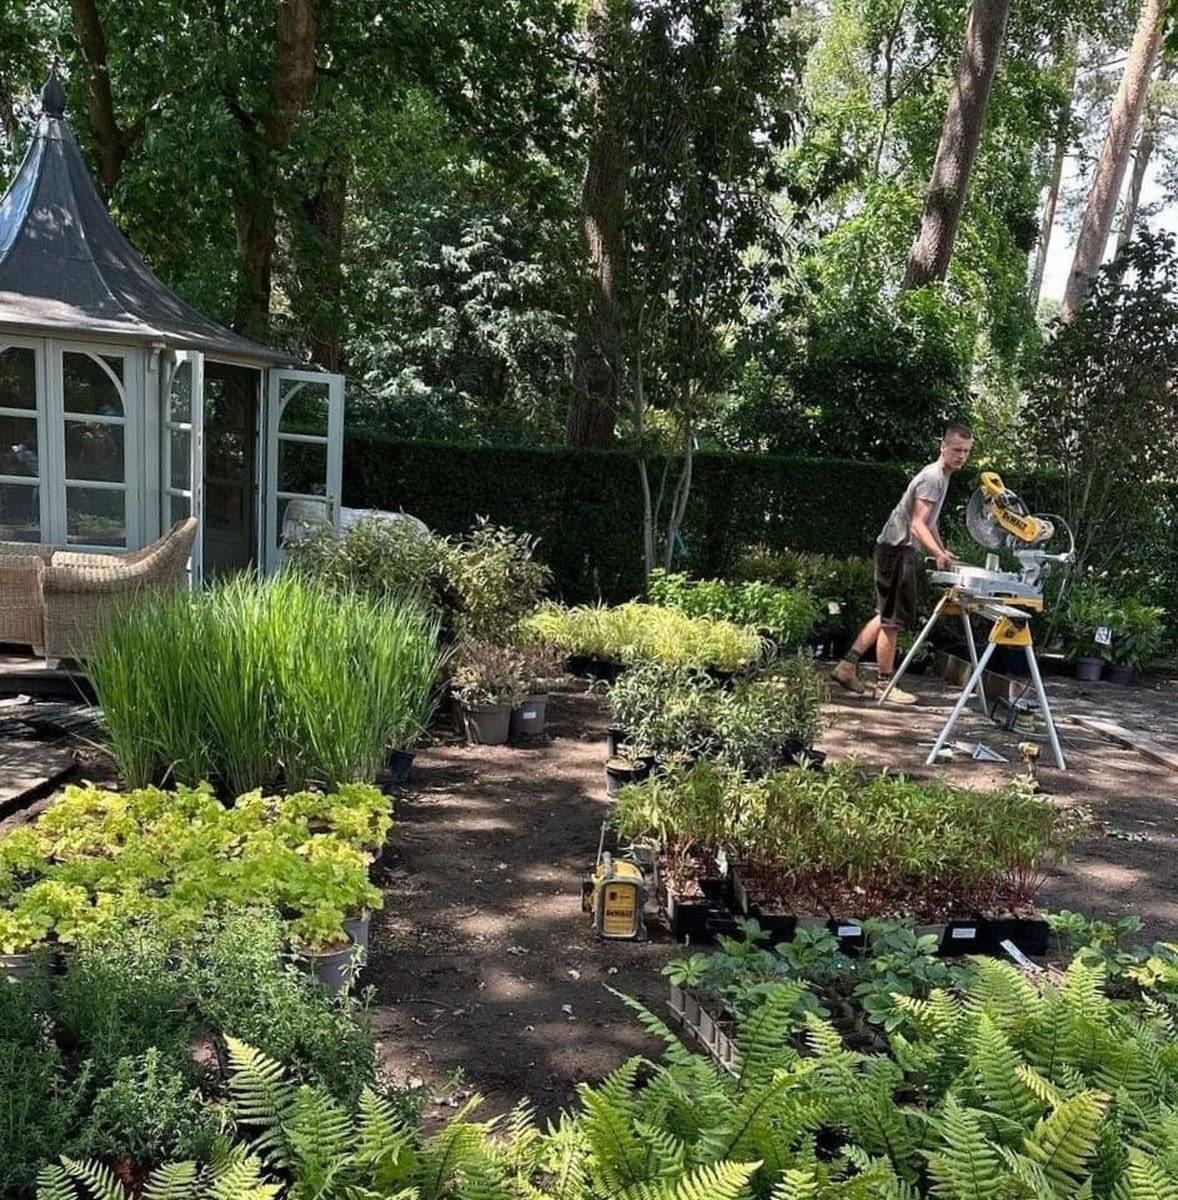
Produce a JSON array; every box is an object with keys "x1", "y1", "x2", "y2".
[
  {"x1": 647, "y1": 569, "x2": 820, "y2": 649},
  {"x1": 286, "y1": 514, "x2": 551, "y2": 645},
  {"x1": 88, "y1": 573, "x2": 443, "y2": 793},
  {"x1": 523, "y1": 601, "x2": 767, "y2": 671}
]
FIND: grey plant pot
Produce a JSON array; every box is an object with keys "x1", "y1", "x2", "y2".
[
  {"x1": 343, "y1": 911, "x2": 370, "y2": 958},
  {"x1": 297, "y1": 944, "x2": 357, "y2": 996},
  {"x1": 454, "y1": 700, "x2": 512, "y2": 745},
  {"x1": 1, "y1": 949, "x2": 51, "y2": 985},
  {"x1": 1074, "y1": 656, "x2": 1104, "y2": 682}
]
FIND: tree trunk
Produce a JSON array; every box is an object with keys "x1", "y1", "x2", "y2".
[
  {"x1": 900, "y1": 0, "x2": 1011, "y2": 290},
  {"x1": 70, "y1": 0, "x2": 128, "y2": 191},
  {"x1": 297, "y1": 177, "x2": 347, "y2": 371},
  {"x1": 229, "y1": 0, "x2": 318, "y2": 338},
  {"x1": 1060, "y1": 0, "x2": 1166, "y2": 321},
  {"x1": 567, "y1": 0, "x2": 626, "y2": 448},
  {"x1": 1115, "y1": 63, "x2": 1167, "y2": 260},
  {"x1": 1028, "y1": 57, "x2": 1077, "y2": 307}
]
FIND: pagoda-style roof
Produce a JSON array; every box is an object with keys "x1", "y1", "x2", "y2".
[{"x1": 0, "y1": 77, "x2": 291, "y2": 365}]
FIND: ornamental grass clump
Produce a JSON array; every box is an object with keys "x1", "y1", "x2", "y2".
[{"x1": 88, "y1": 573, "x2": 442, "y2": 793}]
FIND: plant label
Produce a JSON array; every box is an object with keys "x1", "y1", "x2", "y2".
[
  {"x1": 1095, "y1": 625, "x2": 1112, "y2": 646},
  {"x1": 827, "y1": 601, "x2": 841, "y2": 615},
  {"x1": 836, "y1": 924, "x2": 862, "y2": 938},
  {"x1": 950, "y1": 927, "x2": 977, "y2": 940}
]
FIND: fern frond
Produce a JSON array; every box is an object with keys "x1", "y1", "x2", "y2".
[
  {"x1": 970, "y1": 1014, "x2": 1042, "y2": 1128},
  {"x1": 57, "y1": 1158, "x2": 128, "y2": 1200},
  {"x1": 535, "y1": 1116, "x2": 591, "y2": 1200},
  {"x1": 579, "y1": 1083, "x2": 652, "y2": 1195},
  {"x1": 609, "y1": 988, "x2": 710, "y2": 1073},
  {"x1": 769, "y1": 1167, "x2": 819, "y2": 1200},
  {"x1": 36, "y1": 1164, "x2": 80, "y2": 1200},
  {"x1": 924, "y1": 1098, "x2": 1006, "y2": 1200},
  {"x1": 732, "y1": 984, "x2": 805, "y2": 1089},
  {"x1": 667, "y1": 1158, "x2": 759, "y2": 1200},
  {"x1": 207, "y1": 1156, "x2": 280, "y2": 1200},
  {"x1": 224, "y1": 1037, "x2": 296, "y2": 1130},
  {"x1": 1024, "y1": 1089, "x2": 1108, "y2": 1194},
  {"x1": 142, "y1": 1162, "x2": 199, "y2": 1200},
  {"x1": 1112, "y1": 1148, "x2": 1178, "y2": 1200},
  {"x1": 417, "y1": 1120, "x2": 496, "y2": 1200}
]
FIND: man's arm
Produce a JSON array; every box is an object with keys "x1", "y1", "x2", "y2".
[{"x1": 911, "y1": 496, "x2": 954, "y2": 569}]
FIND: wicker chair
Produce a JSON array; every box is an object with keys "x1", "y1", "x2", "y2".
[{"x1": 0, "y1": 518, "x2": 198, "y2": 661}]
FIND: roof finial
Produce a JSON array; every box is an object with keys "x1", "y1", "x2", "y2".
[{"x1": 41, "y1": 64, "x2": 66, "y2": 119}]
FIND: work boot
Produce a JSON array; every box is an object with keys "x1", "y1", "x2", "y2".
[
  {"x1": 831, "y1": 659, "x2": 866, "y2": 694},
  {"x1": 874, "y1": 680, "x2": 917, "y2": 705}
]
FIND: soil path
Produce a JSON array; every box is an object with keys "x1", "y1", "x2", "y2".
[{"x1": 364, "y1": 691, "x2": 677, "y2": 1120}]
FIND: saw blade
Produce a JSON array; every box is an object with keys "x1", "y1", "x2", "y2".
[{"x1": 966, "y1": 488, "x2": 1007, "y2": 550}]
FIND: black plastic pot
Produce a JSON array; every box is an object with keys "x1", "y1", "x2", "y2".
[
  {"x1": 1106, "y1": 663, "x2": 1134, "y2": 685},
  {"x1": 1074, "y1": 656, "x2": 1104, "y2": 682},
  {"x1": 605, "y1": 726, "x2": 629, "y2": 757},
  {"x1": 510, "y1": 694, "x2": 548, "y2": 740},
  {"x1": 385, "y1": 749, "x2": 416, "y2": 786},
  {"x1": 980, "y1": 917, "x2": 1051, "y2": 957},
  {"x1": 604, "y1": 757, "x2": 652, "y2": 797}
]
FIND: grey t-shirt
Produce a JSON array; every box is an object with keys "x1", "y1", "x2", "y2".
[{"x1": 877, "y1": 461, "x2": 949, "y2": 548}]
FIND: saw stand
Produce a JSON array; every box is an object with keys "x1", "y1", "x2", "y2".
[{"x1": 879, "y1": 587, "x2": 1067, "y2": 770}]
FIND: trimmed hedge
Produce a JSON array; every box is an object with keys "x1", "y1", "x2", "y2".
[
  {"x1": 335, "y1": 431, "x2": 977, "y2": 602},
  {"x1": 331, "y1": 430, "x2": 1176, "y2": 609}
]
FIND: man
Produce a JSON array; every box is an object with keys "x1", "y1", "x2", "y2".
[{"x1": 831, "y1": 424, "x2": 974, "y2": 704}]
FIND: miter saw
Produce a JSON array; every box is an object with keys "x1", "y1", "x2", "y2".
[
  {"x1": 882, "y1": 472, "x2": 1074, "y2": 770},
  {"x1": 930, "y1": 472, "x2": 1074, "y2": 602}
]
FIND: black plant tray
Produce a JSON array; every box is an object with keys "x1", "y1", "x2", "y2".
[
  {"x1": 978, "y1": 917, "x2": 1051, "y2": 957},
  {"x1": 660, "y1": 878, "x2": 735, "y2": 942},
  {"x1": 747, "y1": 907, "x2": 798, "y2": 943}
]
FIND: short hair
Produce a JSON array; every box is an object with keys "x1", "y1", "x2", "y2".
[{"x1": 943, "y1": 423, "x2": 974, "y2": 441}]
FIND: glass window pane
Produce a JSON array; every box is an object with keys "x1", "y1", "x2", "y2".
[
  {"x1": 66, "y1": 420, "x2": 124, "y2": 482},
  {"x1": 1, "y1": 415, "x2": 39, "y2": 477},
  {"x1": 279, "y1": 381, "x2": 329, "y2": 436},
  {"x1": 169, "y1": 359, "x2": 192, "y2": 425},
  {"x1": 0, "y1": 481, "x2": 39, "y2": 541},
  {"x1": 67, "y1": 487, "x2": 126, "y2": 546},
  {"x1": 170, "y1": 493, "x2": 191, "y2": 526},
  {"x1": 170, "y1": 429, "x2": 191, "y2": 489},
  {"x1": 278, "y1": 438, "x2": 325, "y2": 493},
  {"x1": 63, "y1": 351, "x2": 125, "y2": 418},
  {"x1": 0, "y1": 345, "x2": 36, "y2": 411}
]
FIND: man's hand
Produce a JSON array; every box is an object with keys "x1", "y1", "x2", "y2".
[{"x1": 934, "y1": 550, "x2": 957, "y2": 570}]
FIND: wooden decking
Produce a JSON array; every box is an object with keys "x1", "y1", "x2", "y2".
[{"x1": 0, "y1": 649, "x2": 94, "y2": 700}]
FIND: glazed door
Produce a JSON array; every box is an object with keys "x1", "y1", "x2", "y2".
[
  {"x1": 161, "y1": 350, "x2": 204, "y2": 586},
  {"x1": 262, "y1": 369, "x2": 344, "y2": 572}
]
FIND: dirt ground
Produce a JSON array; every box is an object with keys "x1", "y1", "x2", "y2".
[
  {"x1": 361, "y1": 668, "x2": 1178, "y2": 1120},
  {"x1": 9, "y1": 661, "x2": 1178, "y2": 1123}
]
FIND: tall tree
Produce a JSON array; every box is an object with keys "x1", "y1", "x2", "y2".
[
  {"x1": 1061, "y1": 0, "x2": 1167, "y2": 321},
  {"x1": 1115, "y1": 61, "x2": 1171, "y2": 258},
  {"x1": 1028, "y1": 54, "x2": 1078, "y2": 307},
  {"x1": 567, "y1": 0, "x2": 627, "y2": 448},
  {"x1": 900, "y1": 0, "x2": 1012, "y2": 289}
]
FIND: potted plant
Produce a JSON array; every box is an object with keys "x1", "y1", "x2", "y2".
[
  {"x1": 1106, "y1": 597, "x2": 1167, "y2": 684},
  {"x1": 1060, "y1": 581, "x2": 1117, "y2": 681},
  {"x1": 448, "y1": 640, "x2": 527, "y2": 745},
  {"x1": 507, "y1": 642, "x2": 565, "y2": 741}
]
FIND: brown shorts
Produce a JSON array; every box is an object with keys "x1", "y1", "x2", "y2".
[{"x1": 874, "y1": 543, "x2": 917, "y2": 629}]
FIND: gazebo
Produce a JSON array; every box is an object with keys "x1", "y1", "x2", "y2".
[{"x1": 0, "y1": 76, "x2": 343, "y2": 583}]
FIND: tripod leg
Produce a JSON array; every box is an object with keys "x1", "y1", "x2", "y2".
[
  {"x1": 1024, "y1": 644, "x2": 1067, "y2": 770},
  {"x1": 961, "y1": 608, "x2": 990, "y2": 717},
  {"x1": 879, "y1": 592, "x2": 950, "y2": 704},
  {"x1": 926, "y1": 642, "x2": 998, "y2": 764}
]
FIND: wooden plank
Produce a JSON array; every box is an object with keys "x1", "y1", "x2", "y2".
[
  {"x1": 1068, "y1": 715, "x2": 1178, "y2": 773},
  {"x1": 0, "y1": 738, "x2": 74, "y2": 819}
]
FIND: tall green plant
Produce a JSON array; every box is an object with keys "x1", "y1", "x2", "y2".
[{"x1": 88, "y1": 575, "x2": 442, "y2": 793}]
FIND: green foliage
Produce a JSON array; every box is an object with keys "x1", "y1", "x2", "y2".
[
  {"x1": 648, "y1": 570, "x2": 820, "y2": 649},
  {"x1": 88, "y1": 573, "x2": 442, "y2": 792},
  {"x1": 1023, "y1": 232, "x2": 1178, "y2": 582},
  {"x1": 285, "y1": 515, "x2": 550, "y2": 647},
  {"x1": 524, "y1": 602, "x2": 767, "y2": 671},
  {"x1": 617, "y1": 761, "x2": 1080, "y2": 922},
  {"x1": 1, "y1": 781, "x2": 388, "y2": 965},
  {"x1": 73, "y1": 1049, "x2": 225, "y2": 1168}
]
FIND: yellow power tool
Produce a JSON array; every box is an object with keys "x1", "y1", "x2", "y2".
[{"x1": 581, "y1": 822, "x2": 648, "y2": 940}]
